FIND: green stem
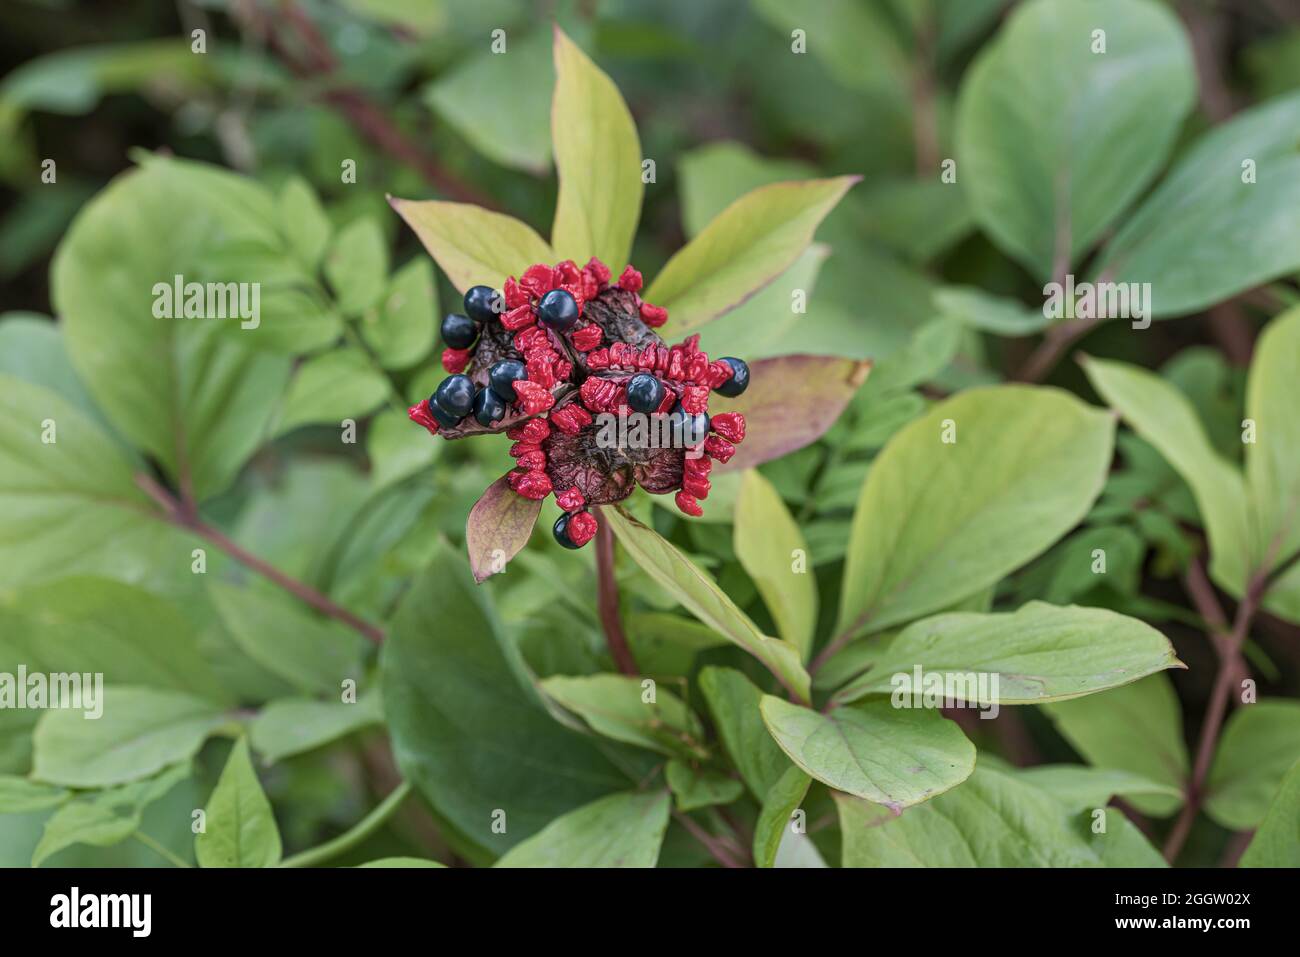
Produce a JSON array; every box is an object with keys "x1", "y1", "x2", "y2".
[
  {"x1": 280, "y1": 781, "x2": 412, "y2": 868},
  {"x1": 132, "y1": 831, "x2": 192, "y2": 868}
]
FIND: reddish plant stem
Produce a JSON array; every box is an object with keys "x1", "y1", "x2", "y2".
[
  {"x1": 1163, "y1": 572, "x2": 1267, "y2": 862},
  {"x1": 673, "y1": 811, "x2": 745, "y2": 869},
  {"x1": 1015, "y1": 316, "x2": 1101, "y2": 383},
  {"x1": 246, "y1": 0, "x2": 496, "y2": 208},
  {"x1": 594, "y1": 514, "x2": 639, "y2": 676},
  {"x1": 136, "y1": 473, "x2": 385, "y2": 645}
]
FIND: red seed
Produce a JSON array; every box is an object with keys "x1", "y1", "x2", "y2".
[
  {"x1": 711, "y1": 412, "x2": 745, "y2": 443},
  {"x1": 555, "y1": 487, "x2": 586, "y2": 512},
  {"x1": 566, "y1": 510, "x2": 599, "y2": 546},
  {"x1": 639, "y1": 302, "x2": 668, "y2": 327},
  {"x1": 674, "y1": 491, "x2": 703, "y2": 517},
  {"x1": 571, "y1": 324, "x2": 603, "y2": 351},
  {"x1": 508, "y1": 468, "x2": 553, "y2": 500},
  {"x1": 407, "y1": 401, "x2": 440, "y2": 436},
  {"x1": 501, "y1": 304, "x2": 536, "y2": 331},
  {"x1": 513, "y1": 379, "x2": 556, "y2": 414},
  {"x1": 617, "y1": 265, "x2": 643, "y2": 292},
  {"x1": 705, "y1": 435, "x2": 736, "y2": 463},
  {"x1": 679, "y1": 385, "x2": 709, "y2": 414},
  {"x1": 441, "y1": 347, "x2": 471, "y2": 374},
  {"x1": 584, "y1": 257, "x2": 611, "y2": 286}
]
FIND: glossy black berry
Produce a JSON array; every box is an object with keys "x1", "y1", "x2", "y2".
[
  {"x1": 473, "y1": 386, "x2": 507, "y2": 427},
  {"x1": 489, "y1": 359, "x2": 527, "y2": 398},
  {"x1": 625, "y1": 373, "x2": 664, "y2": 414},
  {"x1": 553, "y1": 512, "x2": 581, "y2": 550},
  {"x1": 537, "y1": 289, "x2": 579, "y2": 331},
  {"x1": 713, "y1": 357, "x2": 750, "y2": 397},
  {"x1": 669, "y1": 403, "x2": 710, "y2": 446},
  {"x1": 434, "y1": 374, "x2": 475, "y2": 418},
  {"x1": 464, "y1": 285, "x2": 499, "y2": 324},
  {"x1": 440, "y1": 313, "x2": 479, "y2": 350},
  {"x1": 426, "y1": 397, "x2": 462, "y2": 430}
]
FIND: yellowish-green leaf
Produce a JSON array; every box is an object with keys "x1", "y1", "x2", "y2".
[
  {"x1": 1240, "y1": 758, "x2": 1300, "y2": 867},
  {"x1": 1206, "y1": 699, "x2": 1300, "y2": 830},
  {"x1": 1245, "y1": 306, "x2": 1300, "y2": 622},
  {"x1": 735, "y1": 469, "x2": 817, "y2": 659},
  {"x1": 539, "y1": 674, "x2": 705, "y2": 759},
  {"x1": 838, "y1": 385, "x2": 1114, "y2": 638},
  {"x1": 832, "y1": 601, "x2": 1183, "y2": 707},
  {"x1": 759, "y1": 696, "x2": 975, "y2": 809},
  {"x1": 752, "y1": 765, "x2": 810, "y2": 869},
  {"x1": 606, "y1": 508, "x2": 810, "y2": 703},
  {"x1": 494, "y1": 790, "x2": 670, "y2": 868},
  {"x1": 650, "y1": 176, "x2": 859, "y2": 335},
  {"x1": 195, "y1": 737, "x2": 282, "y2": 867},
  {"x1": 390, "y1": 197, "x2": 554, "y2": 293},
  {"x1": 549, "y1": 27, "x2": 642, "y2": 269},
  {"x1": 1082, "y1": 355, "x2": 1254, "y2": 601}
]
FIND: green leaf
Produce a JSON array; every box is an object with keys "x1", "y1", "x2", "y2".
[
  {"x1": 382, "y1": 546, "x2": 627, "y2": 858},
  {"x1": 361, "y1": 257, "x2": 436, "y2": 370},
  {"x1": 424, "y1": 27, "x2": 553, "y2": 173},
  {"x1": 698, "y1": 666, "x2": 791, "y2": 800},
  {"x1": 1245, "y1": 307, "x2": 1300, "y2": 622},
  {"x1": 664, "y1": 761, "x2": 744, "y2": 812},
  {"x1": 31, "y1": 763, "x2": 191, "y2": 867},
  {"x1": 1082, "y1": 356, "x2": 1254, "y2": 600},
  {"x1": 832, "y1": 601, "x2": 1183, "y2": 707},
  {"x1": 1241, "y1": 759, "x2": 1300, "y2": 867},
  {"x1": 649, "y1": 177, "x2": 858, "y2": 336},
  {"x1": 838, "y1": 386, "x2": 1114, "y2": 637},
  {"x1": 0, "y1": 375, "x2": 200, "y2": 589},
  {"x1": 1042, "y1": 674, "x2": 1187, "y2": 817},
  {"x1": 752, "y1": 765, "x2": 810, "y2": 869},
  {"x1": 52, "y1": 155, "x2": 295, "y2": 500},
  {"x1": 550, "y1": 26, "x2": 642, "y2": 269},
  {"x1": 678, "y1": 140, "x2": 816, "y2": 240},
  {"x1": 495, "y1": 790, "x2": 670, "y2": 868},
  {"x1": 1095, "y1": 91, "x2": 1300, "y2": 317},
  {"x1": 711, "y1": 355, "x2": 872, "y2": 473},
  {"x1": 749, "y1": 0, "x2": 908, "y2": 97},
  {"x1": 605, "y1": 508, "x2": 810, "y2": 703},
  {"x1": 955, "y1": 0, "x2": 1194, "y2": 279},
  {"x1": 250, "y1": 696, "x2": 381, "y2": 763},
  {"x1": 734, "y1": 470, "x2": 817, "y2": 659},
  {"x1": 367, "y1": 406, "x2": 438, "y2": 490},
  {"x1": 277, "y1": 176, "x2": 331, "y2": 271},
  {"x1": 0, "y1": 775, "x2": 68, "y2": 813},
  {"x1": 540, "y1": 674, "x2": 705, "y2": 759},
  {"x1": 1206, "y1": 699, "x2": 1300, "y2": 829},
  {"x1": 835, "y1": 764, "x2": 1159, "y2": 867},
  {"x1": 1019, "y1": 765, "x2": 1184, "y2": 812},
  {"x1": 32, "y1": 687, "x2": 227, "y2": 788},
  {"x1": 0, "y1": 314, "x2": 103, "y2": 418},
  {"x1": 0, "y1": 577, "x2": 228, "y2": 703},
  {"x1": 195, "y1": 738, "x2": 281, "y2": 867},
  {"x1": 465, "y1": 474, "x2": 543, "y2": 583},
  {"x1": 935, "y1": 286, "x2": 1053, "y2": 336},
  {"x1": 208, "y1": 583, "x2": 367, "y2": 697},
  {"x1": 759, "y1": 696, "x2": 975, "y2": 809},
  {"x1": 276, "y1": 347, "x2": 390, "y2": 433},
  {"x1": 357, "y1": 856, "x2": 447, "y2": 868},
  {"x1": 390, "y1": 198, "x2": 554, "y2": 294},
  {"x1": 325, "y1": 217, "x2": 389, "y2": 316}
]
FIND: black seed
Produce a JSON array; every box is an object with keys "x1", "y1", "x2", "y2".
[
  {"x1": 714, "y1": 357, "x2": 750, "y2": 397},
  {"x1": 426, "y1": 396, "x2": 462, "y2": 430},
  {"x1": 669, "y1": 403, "x2": 710, "y2": 446},
  {"x1": 434, "y1": 374, "x2": 475, "y2": 418},
  {"x1": 440, "y1": 313, "x2": 479, "y2": 350},
  {"x1": 489, "y1": 359, "x2": 528, "y2": 398},
  {"x1": 464, "y1": 285, "x2": 499, "y2": 324},
  {"x1": 625, "y1": 373, "x2": 664, "y2": 414},
  {"x1": 553, "y1": 512, "x2": 581, "y2": 549},
  {"x1": 473, "y1": 387, "x2": 508, "y2": 427},
  {"x1": 537, "y1": 289, "x2": 579, "y2": 331}
]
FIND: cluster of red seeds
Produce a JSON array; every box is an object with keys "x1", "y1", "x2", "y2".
[{"x1": 409, "y1": 256, "x2": 747, "y2": 548}]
